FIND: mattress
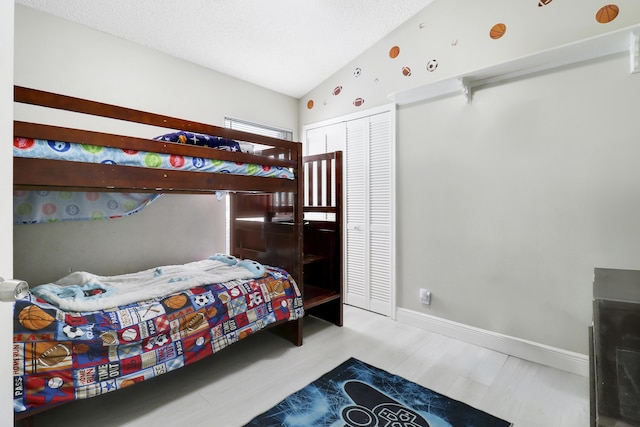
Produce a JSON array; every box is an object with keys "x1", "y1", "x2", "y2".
[{"x1": 13, "y1": 136, "x2": 294, "y2": 224}]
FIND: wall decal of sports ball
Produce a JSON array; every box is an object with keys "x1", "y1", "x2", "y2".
[
  {"x1": 426, "y1": 59, "x2": 438, "y2": 72},
  {"x1": 490, "y1": 23, "x2": 507, "y2": 39},
  {"x1": 354, "y1": 67, "x2": 362, "y2": 77},
  {"x1": 353, "y1": 97, "x2": 365, "y2": 107},
  {"x1": 389, "y1": 46, "x2": 400, "y2": 59},
  {"x1": 596, "y1": 4, "x2": 619, "y2": 23},
  {"x1": 307, "y1": 100, "x2": 314, "y2": 110},
  {"x1": 333, "y1": 86, "x2": 342, "y2": 96},
  {"x1": 538, "y1": 0, "x2": 552, "y2": 6},
  {"x1": 402, "y1": 66, "x2": 412, "y2": 76}
]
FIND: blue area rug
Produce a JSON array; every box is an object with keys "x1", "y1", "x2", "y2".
[{"x1": 246, "y1": 357, "x2": 512, "y2": 427}]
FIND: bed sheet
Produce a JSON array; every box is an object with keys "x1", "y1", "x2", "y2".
[
  {"x1": 13, "y1": 265, "x2": 303, "y2": 414},
  {"x1": 13, "y1": 137, "x2": 294, "y2": 224},
  {"x1": 13, "y1": 137, "x2": 294, "y2": 179}
]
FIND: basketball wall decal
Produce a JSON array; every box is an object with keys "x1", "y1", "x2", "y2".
[
  {"x1": 307, "y1": 100, "x2": 314, "y2": 110},
  {"x1": 538, "y1": 0, "x2": 553, "y2": 6},
  {"x1": 389, "y1": 45, "x2": 400, "y2": 59},
  {"x1": 402, "y1": 66, "x2": 412, "y2": 76},
  {"x1": 18, "y1": 305, "x2": 55, "y2": 330},
  {"x1": 596, "y1": 4, "x2": 619, "y2": 23},
  {"x1": 490, "y1": 23, "x2": 507, "y2": 39}
]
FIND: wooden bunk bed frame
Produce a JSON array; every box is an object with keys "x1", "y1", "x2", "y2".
[
  {"x1": 12, "y1": 86, "x2": 304, "y2": 424},
  {"x1": 227, "y1": 151, "x2": 344, "y2": 327},
  {"x1": 301, "y1": 151, "x2": 344, "y2": 327}
]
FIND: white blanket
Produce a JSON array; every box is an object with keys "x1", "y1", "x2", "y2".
[{"x1": 31, "y1": 259, "x2": 263, "y2": 312}]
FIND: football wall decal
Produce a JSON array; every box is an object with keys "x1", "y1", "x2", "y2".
[{"x1": 490, "y1": 23, "x2": 507, "y2": 39}]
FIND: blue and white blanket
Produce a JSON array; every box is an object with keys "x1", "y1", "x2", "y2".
[{"x1": 31, "y1": 256, "x2": 266, "y2": 312}]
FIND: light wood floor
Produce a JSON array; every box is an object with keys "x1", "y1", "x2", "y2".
[{"x1": 25, "y1": 305, "x2": 589, "y2": 426}]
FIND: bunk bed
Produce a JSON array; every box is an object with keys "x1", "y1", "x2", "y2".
[
  {"x1": 226, "y1": 151, "x2": 344, "y2": 327},
  {"x1": 11, "y1": 86, "x2": 304, "y2": 423},
  {"x1": 301, "y1": 151, "x2": 344, "y2": 327}
]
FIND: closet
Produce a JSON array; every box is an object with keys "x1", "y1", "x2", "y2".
[{"x1": 303, "y1": 105, "x2": 396, "y2": 317}]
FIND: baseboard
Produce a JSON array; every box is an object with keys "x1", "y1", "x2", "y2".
[{"x1": 395, "y1": 308, "x2": 589, "y2": 377}]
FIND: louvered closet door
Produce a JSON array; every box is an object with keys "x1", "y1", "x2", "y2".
[
  {"x1": 345, "y1": 118, "x2": 368, "y2": 309},
  {"x1": 345, "y1": 111, "x2": 394, "y2": 316},
  {"x1": 367, "y1": 113, "x2": 393, "y2": 316}
]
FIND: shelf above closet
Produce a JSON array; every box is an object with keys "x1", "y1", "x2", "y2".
[{"x1": 389, "y1": 24, "x2": 640, "y2": 106}]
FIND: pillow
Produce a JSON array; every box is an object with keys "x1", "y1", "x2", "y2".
[{"x1": 155, "y1": 131, "x2": 241, "y2": 152}]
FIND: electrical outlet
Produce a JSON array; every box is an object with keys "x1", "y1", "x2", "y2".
[{"x1": 420, "y1": 288, "x2": 431, "y2": 305}]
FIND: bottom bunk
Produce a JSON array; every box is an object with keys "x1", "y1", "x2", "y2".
[{"x1": 13, "y1": 256, "x2": 304, "y2": 422}]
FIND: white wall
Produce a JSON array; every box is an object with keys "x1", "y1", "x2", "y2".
[
  {"x1": 13, "y1": 5, "x2": 299, "y2": 284},
  {"x1": 1, "y1": 0, "x2": 14, "y2": 420},
  {"x1": 397, "y1": 54, "x2": 640, "y2": 354},
  {"x1": 299, "y1": 0, "x2": 640, "y2": 355}
]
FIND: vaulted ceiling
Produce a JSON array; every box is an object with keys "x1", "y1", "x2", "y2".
[{"x1": 15, "y1": 0, "x2": 434, "y2": 98}]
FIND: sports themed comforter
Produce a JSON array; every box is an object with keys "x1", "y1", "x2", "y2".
[{"x1": 13, "y1": 260, "x2": 304, "y2": 415}]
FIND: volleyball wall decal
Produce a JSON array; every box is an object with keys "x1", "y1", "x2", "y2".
[
  {"x1": 538, "y1": 0, "x2": 553, "y2": 6},
  {"x1": 389, "y1": 45, "x2": 400, "y2": 59},
  {"x1": 490, "y1": 23, "x2": 507, "y2": 39},
  {"x1": 307, "y1": 100, "x2": 314, "y2": 110},
  {"x1": 596, "y1": 4, "x2": 619, "y2": 23},
  {"x1": 402, "y1": 66, "x2": 412, "y2": 76}
]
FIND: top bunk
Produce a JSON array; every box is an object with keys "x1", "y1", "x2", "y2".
[{"x1": 13, "y1": 86, "x2": 302, "y2": 195}]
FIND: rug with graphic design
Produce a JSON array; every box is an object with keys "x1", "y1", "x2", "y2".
[{"x1": 245, "y1": 357, "x2": 512, "y2": 427}]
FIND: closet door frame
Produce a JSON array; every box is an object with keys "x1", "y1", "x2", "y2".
[{"x1": 302, "y1": 103, "x2": 397, "y2": 319}]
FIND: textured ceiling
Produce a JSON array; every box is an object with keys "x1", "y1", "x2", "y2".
[{"x1": 15, "y1": 0, "x2": 434, "y2": 98}]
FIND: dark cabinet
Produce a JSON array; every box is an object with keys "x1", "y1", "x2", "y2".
[{"x1": 591, "y1": 268, "x2": 640, "y2": 426}]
